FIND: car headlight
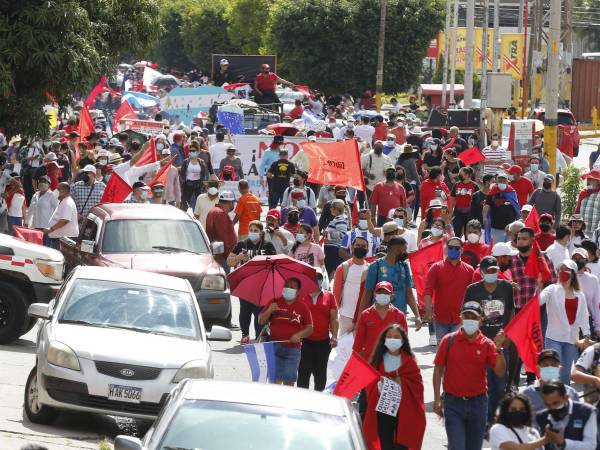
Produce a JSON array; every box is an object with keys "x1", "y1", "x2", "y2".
[
  {"x1": 36, "y1": 259, "x2": 63, "y2": 282},
  {"x1": 47, "y1": 341, "x2": 80, "y2": 371},
  {"x1": 172, "y1": 360, "x2": 209, "y2": 383},
  {"x1": 200, "y1": 275, "x2": 225, "y2": 291}
]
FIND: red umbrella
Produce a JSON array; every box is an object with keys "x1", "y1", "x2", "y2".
[
  {"x1": 265, "y1": 123, "x2": 299, "y2": 136},
  {"x1": 227, "y1": 254, "x2": 318, "y2": 307}
]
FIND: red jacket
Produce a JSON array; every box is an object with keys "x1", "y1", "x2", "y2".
[{"x1": 205, "y1": 204, "x2": 237, "y2": 265}]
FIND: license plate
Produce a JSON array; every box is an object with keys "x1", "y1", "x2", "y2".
[{"x1": 107, "y1": 384, "x2": 142, "y2": 403}]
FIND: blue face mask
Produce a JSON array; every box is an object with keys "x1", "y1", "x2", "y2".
[
  {"x1": 498, "y1": 183, "x2": 507, "y2": 191},
  {"x1": 297, "y1": 199, "x2": 306, "y2": 209},
  {"x1": 447, "y1": 247, "x2": 461, "y2": 260},
  {"x1": 394, "y1": 218, "x2": 404, "y2": 228},
  {"x1": 384, "y1": 338, "x2": 403, "y2": 352},
  {"x1": 358, "y1": 219, "x2": 368, "y2": 229},
  {"x1": 483, "y1": 273, "x2": 498, "y2": 284},
  {"x1": 462, "y1": 319, "x2": 479, "y2": 335},
  {"x1": 539, "y1": 366, "x2": 560, "y2": 382},
  {"x1": 296, "y1": 233, "x2": 306, "y2": 243},
  {"x1": 282, "y1": 287, "x2": 297, "y2": 301},
  {"x1": 248, "y1": 231, "x2": 260, "y2": 242}
]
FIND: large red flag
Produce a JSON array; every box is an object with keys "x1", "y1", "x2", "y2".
[
  {"x1": 75, "y1": 106, "x2": 95, "y2": 161},
  {"x1": 409, "y1": 240, "x2": 444, "y2": 305},
  {"x1": 457, "y1": 146, "x2": 485, "y2": 166},
  {"x1": 13, "y1": 226, "x2": 44, "y2": 245},
  {"x1": 100, "y1": 172, "x2": 132, "y2": 204},
  {"x1": 83, "y1": 75, "x2": 107, "y2": 108},
  {"x1": 149, "y1": 158, "x2": 174, "y2": 187},
  {"x1": 112, "y1": 100, "x2": 136, "y2": 132},
  {"x1": 333, "y1": 352, "x2": 380, "y2": 399},
  {"x1": 524, "y1": 205, "x2": 541, "y2": 234},
  {"x1": 524, "y1": 240, "x2": 552, "y2": 282},
  {"x1": 504, "y1": 295, "x2": 543, "y2": 377},
  {"x1": 134, "y1": 137, "x2": 158, "y2": 167},
  {"x1": 301, "y1": 140, "x2": 366, "y2": 192}
]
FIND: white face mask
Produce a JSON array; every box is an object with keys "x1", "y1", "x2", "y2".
[
  {"x1": 467, "y1": 233, "x2": 480, "y2": 244},
  {"x1": 384, "y1": 338, "x2": 403, "y2": 352},
  {"x1": 208, "y1": 187, "x2": 218, "y2": 196},
  {"x1": 38, "y1": 183, "x2": 49, "y2": 192},
  {"x1": 387, "y1": 140, "x2": 395, "y2": 145},
  {"x1": 431, "y1": 227, "x2": 443, "y2": 237},
  {"x1": 375, "y1": 293, "x2": 391, "y2": 306},
  {"x1": 282, "y1": 287, "x2": 297, "y2": 301},
  {"x1": 358, "y1": 219, "x2": 368, "y2": 229},
  {"x1": 98, "y1": 159, "x2": 108, "y2": 165},
  {"x1": 462, "y1": 319, "x2": 480, "y2": 335}
]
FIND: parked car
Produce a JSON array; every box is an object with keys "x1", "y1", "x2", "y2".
[
  {"x1": 531, "y1": 108, "x2": 581, "y2": 156},
  {"x1": 24, "y1": 266, "x2": 232, "y2": 424},
  {"x1": 114, "y1": 379, "x2": 367, "y2": 450},
  {"x1": 0, "y1": 233, "x2": 64, "y2": 344},
  {"x1": 60, "y1": 203, "x2": 231, "y2": 325}
]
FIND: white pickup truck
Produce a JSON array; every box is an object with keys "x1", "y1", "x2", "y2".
[{"x1": 0, "y1": 234, "x2": 63, "y2": 344}]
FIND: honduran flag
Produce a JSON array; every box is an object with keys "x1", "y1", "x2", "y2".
[{"x1": 243, "y1": 341, "x2": 276, "y2": 383}]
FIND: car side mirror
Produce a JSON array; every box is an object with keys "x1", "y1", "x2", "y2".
[
  {"x1": 211, "y1": 241, "x2": 224, "y2": 255},
  {"x1": 28, "y1": 303, "x2": 52, "y2": 320},
  {"x1": 207, "y1": 325, "x2": 232, "y2": 341},
  {"x1": 114, "y1": 436, "x2": 144, "y2": 450},
  {"x1": 81, "y1": 240, "x2": 96, "y2": 254}
]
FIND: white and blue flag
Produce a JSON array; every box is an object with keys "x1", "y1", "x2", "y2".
[{"x1": 243, "y1": 341, "x2": 277, "y2": 383}]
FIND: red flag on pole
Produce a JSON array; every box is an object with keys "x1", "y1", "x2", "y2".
[
  {"x1": 100, "y1": 172, "x2": 132, "y2": 204},
  {"x1": 409, "y1": 240, "x2": 444, "y2": 305},
  {"x1": 351, "y1": 195, "x2": 359, "y2": 226},
  {"x1": 333, "y1": 352, "x2": 380, "y2": 399},
  {"x1": 524, "y1": 240, "x2": 552, "y2": 282},
  {"x1": 149, "y1": 158, "x2": 174, "y2": 187},
  {"x1": 134, "y1": 136, "x2": 158, "y2": 167},
  {"x1": 504, "y1": 294, "x2": 543, "y2": 377},
  {"x1": 112, "y1": 100, "x2": 136, "y2": 132},
  {"x1": 83, "y1": 75, "x2": 107, "y2": 108},
  {"x1": 75, "y1": 106, "x2": 95, "y2": 162},
  {"x1": 457, "y1": 147, "x2": 485, "y2": 166},
  {"x1": 524, "y1": 205, "x2": 541, "y2": 234},
  {"x1": 301, "y1": 140, "x2": 366, "y2": 192},
  {"x1": 13, "y1": 226, "x2": 44, "y2": 245}
]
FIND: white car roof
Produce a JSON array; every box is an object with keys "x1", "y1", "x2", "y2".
[
  {"x1": 179, "y1": 380, "x2": 348, "y2": 416},
  {"x1": 74, "y1": 266, "x2": 190, "y2": 292}
]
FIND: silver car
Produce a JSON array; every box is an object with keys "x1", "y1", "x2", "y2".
[
  {"x1": 115, "y1": 380, "x2": 367, "y2": 450},
  {"x1": 24, "y1": 266, "x2": 232, "y2": 424}
]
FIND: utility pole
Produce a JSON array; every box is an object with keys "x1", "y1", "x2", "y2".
[
  {"x1": 441, "y1": 0, "x2": 452, "y2": 109},
  {"x1": 545, "y1": 0, "x2": 560, "y2": 178},
  {"x1": 480, "y1": 0, "x2": 489, "y2": 148},
  {"x1": 375, "y1": 0, "x2": 387, "y2": 112},
  {"x1": 493, "y1": 0, "x2": 500, "y2": 71},
  {"x1": 464, "y1": 0, "x2": 475, "y2": 108},
  {"x1": 449, "y1": 0, "x2": 459, "y2": 107}
]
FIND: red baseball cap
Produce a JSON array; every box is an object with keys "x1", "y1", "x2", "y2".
[
  {"x1": 375, "y1": 281, "x2": 394, "y2": 294},
  {"x1": 539, "y1": 213, "x2": 554, "y2": 222},
  {"x1": 581, "y1": 169, "x2": 600, "y2": 181},
  {"x1": 508, "y1": 165, "x2": 522, "y2": 175},
  {"x1": 267, "y1": 209, "x2": 281, "y2": 221}
]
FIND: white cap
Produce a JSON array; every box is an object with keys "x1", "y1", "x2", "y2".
[
  {"x1": 220, "y1": 59, "x2": 229, "y2": 65},
  {"x1": 491, "y1": 242, "x2": 519, "y2": 257},
  {"x1": 428, "y1": 198, "x2": 443, "y2": 208},
  {"x1": 521, "y1": 204, "x2": 533, "y2": 212},
  {"x1": 560, "y1": 259, "x2": 578, "y2": 272},
  {"x1": 109, "y1": 137, "x2": 120, "y2": 146},
  {"x1": 572, "y1": 248, "x2": 589, "y2": 259},
  {"x1": 97, "y1": 149, "x2": 110, "y2": 157},
  {"x1": 161, "y1": 148, "x2": 171, "y2": 155},
  {"x1": 44, "y1": 152, "x2": 58, "y2": 161},
  {"x1": 81, "y1": 164, "x2": 97, "y2": 173},
  {"x1": 218, "y1": 190, "x2": 235, "y2": 202}
]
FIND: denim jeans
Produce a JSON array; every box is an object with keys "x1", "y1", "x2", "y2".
[
  {"x1": 274, "y1": 343, "x2": 302, "y2": 383},
  {"x1": 239, "y1": 299, "x2": 263, "y2": 339},
  {"x1": 7, "y1": 215, "x2": 22, "y2": 235},
  {"x1": 544, "y1": 337, "x2": 579, "y2": 385},
  {"x1": 443, "y1": 393, "x2": 488, "y2": 450},
  {"x1": 487, "y1": 349, "x2": 508, "y2": 422},
  {"x1": 434, "y1": 321, "x2": 460, "y2": 344},
  {"x1": 490, "y1": 227, "x2": 507, "y2": 244}
]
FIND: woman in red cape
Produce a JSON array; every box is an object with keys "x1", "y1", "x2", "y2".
[{"x1": 363, "y1": 324, "x2": 425, "y2": 450}]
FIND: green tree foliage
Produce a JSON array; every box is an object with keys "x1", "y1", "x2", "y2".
[
  {"x1": 225, "y1": 0, "x2": 272, "y2": 55},
  {"x1": 0, "y1": 0, "x2": 161, "y2": 138},
  {"x1": 151, "y1": 0, "x2": 194, "y2": 70},
  {"x1": 268, "y1": 0, "x2": 444, "y2": 93},
  {"x1": 560, "y1": 164, "x2": 583, "y2": 219}
]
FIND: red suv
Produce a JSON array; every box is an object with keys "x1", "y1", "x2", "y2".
[{"x1": 532, "y1": 108, "x2": 581, "y2": 157}]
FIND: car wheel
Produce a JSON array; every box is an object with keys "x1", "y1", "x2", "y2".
[
  {"x1": 0, "y1": 282, "x2": 28, "y2": 344},
  {"x1": 24, "y1": 366, "x2": 56, "y2": 424}
]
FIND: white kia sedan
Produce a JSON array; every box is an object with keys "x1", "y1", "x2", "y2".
[{"x1": 24, "y1": 266, "x2": 231, "y2": 424}]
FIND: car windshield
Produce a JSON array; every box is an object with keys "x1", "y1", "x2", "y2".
[
  {"x1": 157, "y1": 400, "x2": 355, "y2": 450},
  {"x1": 59, "y1": 279, "x2": 200, "y2": 339},
  {"x1": 558, "y1": 113, "x2": 575, "y2": 125},
  {"x1": 102, "y1": 219, "x2": 209, "y2": 254}
]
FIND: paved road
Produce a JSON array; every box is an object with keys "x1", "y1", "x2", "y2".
[{"x1": 1, "y1": 136, "x2": 598, "y2": 450}]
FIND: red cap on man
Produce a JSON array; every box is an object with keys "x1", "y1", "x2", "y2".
[{"x1": 375, "y1": 281, "x2": 394, "y2": 294}]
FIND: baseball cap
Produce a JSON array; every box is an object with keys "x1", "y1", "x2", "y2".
[
  {"x1": 109, "y1": 138, "x2": 120, "y2": 146},
  {"x1": 572, "y1": 248, "x2": 589, "y2": 259},
  {"x1": 374, "y1": 281, "x2": 393, "y2": 294},
  {"x1": 538, "y1": 349, "x2": 560, "y2": 364},
  {"x1": 381, "y1": 221, "x2": 399, "y2": 234},
  {"x1": 480, "y1": 256, "x2": 499, "y2": 271},
  {"x1": 273, "y1": 135, "x2": 284, "y2": 143},
  {"x1": 220, "y1": 58, "x2": 229, "y2": 65},
  {"x1": 161, "y1": 148, "x2": 171, "y2": 155},
  {"x1": 491, "y1": 242, "x2": 518, "y2": 257},
  {"x1": 496, "y1": 171, "x2": 509, "y2": 180},
  {"x1": 218, "y1": 190, "x2": 235, "y2": 202},
  {"x1": 521, "y1": 204, "x2": 533, "y2": 213},
  {"x1": 544, "y1": 174, "x2": 555, "y2": 181},
  {"x1": 508, "y1": 165, "x2": 522, "y2": 175},
  {"x1": 81, "y1": 164, "x2": 96, "y2": 173},
  {"x1": 428, "y1": 199, "x2": 443, "y2": 209},
  {"x1": 44, "y1": 152, "x2": 58, "y2": 161},
  {"x1": 461, "y1": 301, "x2": 483, "y2": 317},
  {"x1": 579, "y1": 239, "x2": 598, "y2": 253},
  {"x1": 560, "y1": 259, "x2": 578, "y2": 272},
  {"x1": 539, "y1": 213, "x2": 554, "y2": 222},
  {"x1": 132, "y1": 181, "x2": 147, "y2": 190},
  {"x1": 266, "y1": 209, "x2": 281, "y2": 221}
]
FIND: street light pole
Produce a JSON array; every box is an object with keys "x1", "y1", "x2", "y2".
[
  {"x1": 441, "y1": 0, "x2": 452, "y2": 109},
  {"x1": 545, "y1": 0, "x2": 561, "y2": 178},
  {"x1": 375, "y1": 0, "x2": 387, "y2": 112}
]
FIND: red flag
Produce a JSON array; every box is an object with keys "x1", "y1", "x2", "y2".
[
  {"x1": 457, "y1": 146, "x2": 485, "y2": 166},
  {"x1": 524, "y1": 205, "x2": 541, "y2": 234},
  {"x1": 504, "y1": 295, "x2": 543, "y2": 377},
  {"x1": 149, "y1": 158, "x2": 174, "y2": 186},
  {"x1": 294, "y1": 85, "x2": 311, "y2": 96},
  {"x1": 112, "y1": 100, "x2": 136, "y2": 132},
  {"x1": 524, "y1": 240, "x2": 552, "y2": 282},
  {"x1": 75, "y1": 106, "x2": 95, "y2": 161},
  {"x1": 409, "y1": 240, "x2": 444, "y2": 305},
  {"x1": 333, "y1": 352, "x2": 380, "y2": 399},
  {"x1": 100, "y1": 172, "x2": 132, "y2": 203},
  {"x1": 13, "y1": 226, "x2": 44, "y2": 245},
  {"x1": 134, "y1": 136, "x2": 158, "y2": 167},
  {"x1": 351, "y1": 195, "x2": 359, "y2": 226},
  {"x1": 302, "y1": 140, "x2": 366, "y2": 191},
  {"x1": 83, "y1": 75, "x2": 107, "y2": 108}
]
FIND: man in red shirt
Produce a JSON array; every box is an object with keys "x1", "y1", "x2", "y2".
[
  {"x1": 373, "y1": 115, "x2": 389, "y2": 142},
  {"x1": 433, "y1": 302, "x2": 506, "y2": 450},
  {"x1": 508, "y1": 165, "x2": 534, "y2": 208},
  {"x1": 369, "y1": 167, "x2": 407, "y2": 226},
  {"x1": 353, "y1": 281, "x2": 408, "y2": 360},
  {"x1": 535, "y1": 213, "x2": 556, "y2": 251},
  {"x1": 258, "y1": 278, "x2": 314, "y2": 386},
  {"x1": 205, "y1": 190, "x2": 237, "y2": 273},
  {"x1": 297, "y1": 270, "x2": 338, "y2": 391},
  {"x1": 254, "y1": 64, "x2": 294, "y2": 106},
  {"x1": 424, "y1": 237, "x2": 475, "y2": 345}
]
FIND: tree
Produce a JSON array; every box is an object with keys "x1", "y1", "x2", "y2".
[
  {"x1": 267, "y1": 0, "x2": 444, "y2": 94},
  {"x1": 151, "y1": 0, "x2": 194, "y2": 71},
  {"x1": 0, "y1": 0, "x2": 161, "y2": 138},
  {"x1": 225, "y1": 0, "x2": 272, "y2": 55}
]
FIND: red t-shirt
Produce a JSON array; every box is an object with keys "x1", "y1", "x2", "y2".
[
  {"x1": 451, "y1": 181, "x2": 478, "y2": 211},
  {"x1": 434, "y1": 329, "x2": 497, "y2": 397},
  {"x1": 423, "y1": 259, "x2": 474, "y2": 324},
  {"x1": 420, "y1": 179, "x2": 451, "y2": 218},
  {"x1": 353, "y1": 305, "x2": 407, "y2": 359},
  {"x1": 262, "y1": 297, "x2": 313, "y2": 348},
  {"x1": 373, "y1": 123, "x2": 389, "y2": 142},
  {"x1": 300, "y1": 292, "x2": 338, "y2": 341},
  {"x1": 535, "y1": 233, "x2": 556, "y2": 251},
  {"x1": 369, "y1": 182, "x2": 407, "y2": 218},
  {"x1": 256, "y1": 72, "x2": 278, "y2": 92},
  {"x1": 510, "y1": 177, "x2": 534, "y2": 208},
  {"x1": 289, "y1": 105, "x2": 304, "y2": 120},
  {"x1": 284, "y1": 223, "x2": 300, "y2": 235},
  {"x1": 472, "y1": 267, "x2": 513, "y2": 283},
  {"x1": 565, "y1": 297, "x2": 578, "y2": 325},
  {"x1": 461, "y1": 242, "x2": 490, "y2": 267}
]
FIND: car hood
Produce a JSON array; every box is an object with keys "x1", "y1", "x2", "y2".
[
  {"x1": 53, "y1": 324, "x2": 209, "y2": 368},
  {"x1": 99, "y1": 253, "x2": 222, "y2": 277}
]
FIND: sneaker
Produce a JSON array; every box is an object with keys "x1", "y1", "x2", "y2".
[
  {"x1": 429, "y1": 334, "x2": 437, "y2": 346},
  {"x1": 240, "y1": 335, "x2": 250, "y2": 345}
]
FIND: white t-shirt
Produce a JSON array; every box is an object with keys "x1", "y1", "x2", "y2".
[
  {"x1": 28, "y1": 190, "x2": 59, "y2": 229},
  {"x1": 354, "y1": 124, "x2": 375, "y2": 144},
  {"x1": 8, "y1": 193, "x2": 25, "y2": 217},
  {"x1": 48, "y1": 196, "x2": 79, "y2": 238},
  {"x1": 576, "y1": 344, "x2": 596, "y2": 371},
  {"x1": 489, "y1": 423, "x2": 541, "y2": 450},
  {"x1": 209, "y1": 142, "x2": 233, "y2": 168},
  {"x1": 340, "y1": 263, "x2": 369, "y2": 318},
  {"x1": 397, "y1": 228, "x2": 418, "y2": 253},
  {"x1": 587, "y1": 261, "x2": 600, "y2": 280},
  {"x1": 186, "y1": 161, "x2": 202, "y2": 181},
  {"x1": 194, "y1": 193, "x2": 218, "y2": 228}
]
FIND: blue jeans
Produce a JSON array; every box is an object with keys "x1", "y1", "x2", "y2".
[
  {"x1": 487, "y1": 349, "x2": 508, "y2": 422},
  {"x1": 274, "y1": 343, "x2": 302, "y2": 383},
  {"x1": 544, "y1": 337, "x2": 578, "y2": 385},
  {"x1": 490, "y1": 227, "x2": 507, "y2": 244},
  {"x1": 443, "y1": 393, "x2": 488, "y2": 450},
  {"x1": 7, "y1": 215, "x2": 22, "y2": 235},
  {"x1": 435, "y1": 321, "x2": 460, "y2": 344}
]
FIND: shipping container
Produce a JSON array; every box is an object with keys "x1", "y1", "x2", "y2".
[{"x1": 571, "y1": 58, "x2": 600, "y2": 123}]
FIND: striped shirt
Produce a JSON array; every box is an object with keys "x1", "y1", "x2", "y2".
[
  {"x1": 341, "y1": 228, "x2": 380, "y2": 257},
  {"x1": 482, "y1": 145, "x2": 507, "y2": 175},
  {"x1": 581, "y1": 192, "x2": 600, "y2": 235},
  {"x1": 325, "y1": 214, "x2": 349, "y2": 247}
]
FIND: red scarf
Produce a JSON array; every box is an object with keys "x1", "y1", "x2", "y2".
[
  {"x1": 5, "y1": 187, "x2": 24, "y2": 210},
  {"x1": 575, "y1": 187, "x2": 600, "y2": 213},
  {"x1": 46, "y1": 162, "x2": 61, "y2": 190},
  {"x1": 363, "y1": 353, "x2": 425, "y2": 450}
]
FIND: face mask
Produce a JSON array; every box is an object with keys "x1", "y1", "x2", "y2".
[
  {"x1": 517, "y1": 244, "x2": 531, "y2": 253},
  {"x1": 530, "y1": 163, "x2": 539, "y2": 172},
  {"x1": 99, "y1": 159, "x2": 108, "y2": 165},
  {"x1": 396, "y1": 173, "x2": 404, "y2": 181},
  {"x1": 385, "y1": 172, "x2": 395, "y2": 181},
  {"x1": 483, "y1": 273, "x2": 498, "y2": 284},
  {"x1": 103, "y1": 175, "x2": 110, "y2": 183},
  {"x1": 462, "y1": 319, "x2": 480, "y2": 335},
  {"x1": 157, "y1": 143, "x2": 164, "y2": 151},
  {"x1": 539, "y1": 365, "x2": 560, "y2": 382},
  {"x1": 375, "y1": 293, "x2": 391, "y2": 306},
  {"x1": 458, "y1": 175, "x2": 465, "y2": 182},
  {"x1": 540, "y1": 223, "x2": 552, "y2": 233},
  {"x1": 447, "y1": 247, "x2": 461, "y2": 260},
  {"x1": 329, "y1": 123, "x2": 336, "y2": 128},
  {"x1": 386, "y1": 139, "x2": 395, "y2": 146},
  {"x1": 208, "y1": 187, "x2": 218, "y2": 196},
  {"x1": 431, "y1": 227, "x2": 443, "y2": 237},
  {"x1": 506, "y1": 410, "x2": 529, "y2": 427},
  {"x1": 587, "y1": 184, "x2": 596, "y2": 191},
  {"x1": 575, "y1": 260, "x2": 587, "y2": 271},
  {"x1": 140, "y1": 190, "x2": 148, "y2": 200},
  {"x1": 38, "y1": 183, "x2": 49, "y2": 192},
  {"x1": 394, "y1": 218, "x2": 404, "y2": 228},
  {"x1": 430, "y1": 144, "x2": 438, "y2": 151},
  {"x1": 353, "y1": 247, "x2": 367, "y2": 259},
  {"x1": 558, "y1": 271, "x2": 571, "y2": 283},
  {"x1": 293, "y1": 179, "x2": 301, "y2": 187},
  {"x1": 297, "y1": 199, "x2": 306, "y2": 209},
  {"x1": 358, "y1": 219, "x2": 368, "y2": 229},
  {"x1": 295, "y1": 233, "x2": 306, "y2": 243},
  {"x1": 248, "y1": 231, "x2": 260, "y2": 242},
  {"x1": 384, "y1": 338, "x2": 403, "y2": 352},
  {"x1": 189, "y1": 151, "x2": 198, "y2": 159},
  {"x1": 467, "y1": 233, "x2": 480, "y2": 244},
  {"x1": 498, "y1": 183, "x2": 507, "y2": 191},
  {"x1": 549, "y1": 403, "x2": 569, "y2": 422},
  {"x1": 282, "y1": 288, "x2": 297, "y2": 301},
  {"x1": 288, "y1": 215, "x2": 299, "y2": 224},
  {"x1": 543, "y1": 181, "x2": 552, "y2": 190},
  {"x1": 153, "y1": 189, "x2": 164, "y2": 196}
]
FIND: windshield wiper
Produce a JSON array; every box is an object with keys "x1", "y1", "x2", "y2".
[
  {"x1": 152, "y1": 245, "x2": 201, "y2": 255},
  {"x1": 59, "y1": 319, "x2": 97, "y2": 326},
  {"x1": 164, "y1": 447, "x2": 197, "y2": 450}
]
